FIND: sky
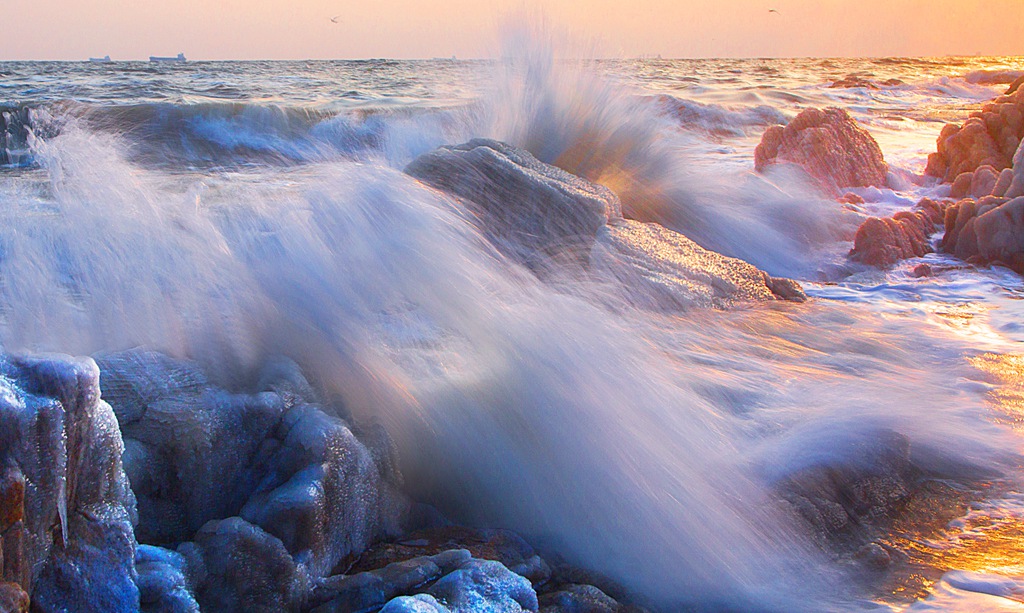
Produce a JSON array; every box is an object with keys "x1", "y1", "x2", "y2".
[{"x1": 3, "y1": 0, "x2": 1023, "y2": 60}]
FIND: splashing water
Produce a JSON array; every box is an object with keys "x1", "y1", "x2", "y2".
[{"x1": 1, "y1": 34, "x2": 1024, "y2": 612}]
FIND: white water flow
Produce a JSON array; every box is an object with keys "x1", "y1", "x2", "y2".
[{"x1": 1, "y1": 39, "x2": 1023, "y2": 611}]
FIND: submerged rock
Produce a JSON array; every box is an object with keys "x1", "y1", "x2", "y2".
[
  {"x1": 925, "y1": 86, "x2": 1024, "y2": 181},
  {"x1": 849, "y1": 198, "x2": 948, "y2": 268},
  {"x1": 407, "y1": 139, "x2": 805, "y2": 308},
  {"x1": 0, "y1": 354, "x2": 139, "y2": 612},
  {"x1": 754, "y1": 107, "x2": 889, "y2": 195}
]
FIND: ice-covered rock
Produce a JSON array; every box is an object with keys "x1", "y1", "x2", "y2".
[
  {"x1": 849, "y1": 198, "x2": 948, "y2": 268},
  {"x1": 925, "y1": 86, "x2": 1024, "y2": 181},
  {"x1": 0, "y1": 354, "x2": 139, "y2": 612},
  {"x1": 754, "y1": 107, "x2": 889, "y2": 195},
  {"x1": 95, "y1": 350, "x2": 408, "y2": 610},
  {"x1": 308, "y1": 549, "x2": 470, "y2": 612},
  {"x1": 405, "y1": 138, "x2": 621, "y2": 270},
  {"x1": 134, "y1": 545, "x2": 199, "y2": 613}
]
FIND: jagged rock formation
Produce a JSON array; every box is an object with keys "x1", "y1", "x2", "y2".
[
  {"x1": 934, "y1": 139, "x2": 1024, "y2": 273},
  {"x1": 95, "y1": 350, "x2": 409, "y2": 611},
  {"x1": 0, "y1": 355, "x2": 139, "y2": 612},
  {"x1": 406, "y1": 138, "x2": 805, "y2": 306},
  {"x1": 925, "y1": 85, "x2": 1024, "y2": 182},
  {"x1": 754, "y1": 107, "x2": 889, "y2": 195},
  {"x1": 849, "y1": 198, "x2": 948, "y2": 268}
]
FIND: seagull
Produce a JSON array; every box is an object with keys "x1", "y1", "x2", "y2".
[
  {"x1": 330, "y1": 15, "x2": 341, "y2": 23},
  {"x1": 768, "y1": 8, "x2": 779, "y2": 13}
]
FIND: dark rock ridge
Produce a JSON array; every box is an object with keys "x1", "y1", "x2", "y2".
[
  {"x1": 849, "y1": 198, "x2": 949, "y2": 268},
  {"x1": 925, "y1": 85, "x2": 1024, "y2": 182},
  {"x1": 406, "y1": 138, "x2": 805, "y2": 307},
  {"x1": 754, "y1": 107, "x2": 889, "y2": 196}
]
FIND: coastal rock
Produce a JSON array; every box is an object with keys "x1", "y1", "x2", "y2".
[
  {"x1": 134, "y1": 545, "x2": 199, "y2": 613},
  {"x1": 407, "y1": 139, "x2": 805, "y2": 307},
  {"x1": 590, "y1": 219, "x2": 806, "y2": 308},
  {"x1": 942, "y1": 196, "x2": 1024, "y2": 272},
  {"x1": 777, "y1": 429, "x2": 916, "y2": 543},
  {"x1": 0, "y1": 354, "x2": 139, "y2": 612},
  {"x1": 307, "y1": 549, "x2": 468, "y2": 612},
  {"x1": 404, "y1": 138, "x2": 621, "y2": 270},
  {"x1": 925, "y1": 86, "x2": 1024, "y2": 181},
  {"x1": 183, "y1": 517, "x2": 299, "y2": 612},
  {"x1": 96, "y1": 350, "x2": 408, "y2": 609},
  {"x1": 849, "y1": 198, "x2": 948, "y2": 268},
  {"x1": 754, "y1": 107, "x2": 889, "y2": 195}
]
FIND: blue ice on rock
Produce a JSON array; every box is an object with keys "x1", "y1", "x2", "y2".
[
  {"x1": 378, "y1": 559, "x2": 539, "y2": 613},
  {"x1": 0, "y1": 354, "x2": 139, "y2": 612}
]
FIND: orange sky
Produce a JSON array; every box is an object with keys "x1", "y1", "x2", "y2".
[{"x1": 3, "y1": 0, "x2": 1023, "y2": 60}]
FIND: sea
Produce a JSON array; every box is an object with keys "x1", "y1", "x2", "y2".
[{"x1": 3, "y1": 47, "x2": 1024, "y2": 611}]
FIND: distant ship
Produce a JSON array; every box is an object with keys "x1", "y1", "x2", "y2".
[
  {"x1": 150, "y1": 53, "x2": 186, "y2": 62},
  {"x1": 88, "y1": 55, "x2": 112, "y2": 63}
]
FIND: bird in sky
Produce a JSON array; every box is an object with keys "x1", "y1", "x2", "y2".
[
  {"x1": 330, "y1": 15, "x2": 341, "y2": 23},
  {"x1": 768, "y1": 8, "x2": 779, "y2": 13}
]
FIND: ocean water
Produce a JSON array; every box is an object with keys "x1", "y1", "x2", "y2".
[{"x1": 3, "y1": 49, "x2": 1024, "y2": 611}]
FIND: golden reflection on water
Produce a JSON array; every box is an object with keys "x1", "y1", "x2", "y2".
[
  {"x1": 971, "y1": 353, "x2": 1024, "y2": 432},
  {"x1": 880, "y1": 353, "x2": 1024, "y2": 607}
]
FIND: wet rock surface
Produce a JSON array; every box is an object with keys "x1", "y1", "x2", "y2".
[
  {"x1": 925, "y1": 86, "x2": 1024, "y2": 182},
  {"x1": 408, "y1": 139, "x2": 805, "y2": 307},
  {"x1": 849, "y1": 198, "x2": 949, "y2": 268},
  {"x1": 405, "y1": 138, "x2": 621, "y2": 270},
  {"x1": 754, "y1": 107, "x2": 889, "y2": 195}
]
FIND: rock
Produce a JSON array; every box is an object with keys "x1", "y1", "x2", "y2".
[
  {"x1": 754, "y1": 107, "x2": 889, "y2": 195},
  {"x1": 97, "y1": 350, "x2": 406, "y2": 583},
  {"x1": 925, "y1": 86, "x2": 1024, "y2": 181},
  {"x1": 539, "y1": 584, "x2": 620, "y2": 613},
  {"x1": 349, "y1": 526, "x2": 536, "y2": 576},
  {"x1": 941, "y1": 195, "x2": 1024, "y2": 272},
  {"x1": 590, "y1": 219, "x2": 805, "y2": 309},
  {"x1": 184, "y1": 517, "x2": 299, "y2": 612},
  {"x1": 425, "y1": 558, "x2": 538, "y2": 613},
  {"x1": 308, "y1": 550, "x2": 461, "y2": 612},
  {"x1": 970, "y1": 165, "x2": 1000, "y2": 198},
  {"x1": 0, "y1": 354, "x2": 140, "y2": 612},
  {"x1": 776, "y1": 429, "x2": 916, "y2": 544},
  {"x1": 404, "y1": 138, "x2": 621, "y2": 270},
  {"x1": 854, "y1": 543, "x2": 891, "y2": 570},
  {"x1": 134, "y1": 545, "x2": 199, "y2": 613},
  {"x1": 829, "y1": 75, "x2": 878, "y2": 90},
  {"x1": 849, "y1": 198, "x2": 948, "y2": 268},
  {"x1": 912, "y1": 263, "x2": 933, "y2": 278},
  {"x1": 994, "y1": 168, "x2": 1015, "y2": 197},
  {"x1": 0, "y1": 582, "x2": 28, "y2": 613},
  {"x1": 1007, "y1": 139, "x2": 1024, "y2": 199},
  {"x1": 1007, "y1": 75, "x2": 1024, "y2": 96}
]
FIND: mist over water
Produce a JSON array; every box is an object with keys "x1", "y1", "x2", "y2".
[{"x1": 2, "y1": 35, "x2": 1024, "y2": 611}]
